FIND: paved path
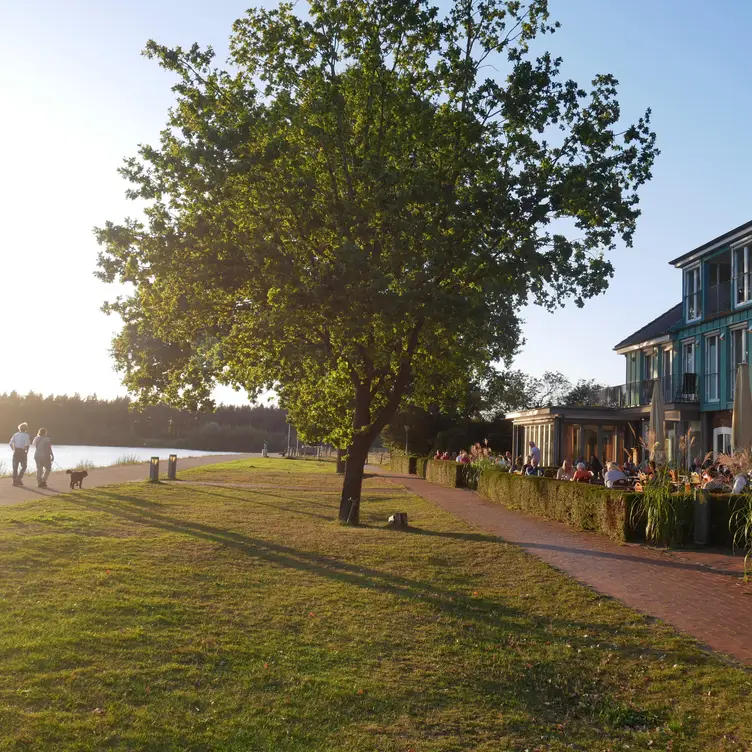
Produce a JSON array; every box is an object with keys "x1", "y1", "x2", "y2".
[
  {"x1": 0, "y1": 454, "x2": 255, "y2": 508},
  {"x1": 370, "y1": 468, "x2": 752, "y2": 666}
]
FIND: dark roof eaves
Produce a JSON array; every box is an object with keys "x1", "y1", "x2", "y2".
[
  {"x1": 668, "y1": 218, "x2": 752, "y2": 267},
  {"x1": 612, "y1": 302, "x2": 683, "y2": 351}
]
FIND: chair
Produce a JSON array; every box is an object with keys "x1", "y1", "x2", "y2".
[{"x1": 610, "y1": 478, "x2": 630, "y2": 489}]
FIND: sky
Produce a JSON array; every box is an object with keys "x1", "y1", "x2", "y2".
[{"x1": 1, "y1": 0, "x2": 751, "y2": 404}]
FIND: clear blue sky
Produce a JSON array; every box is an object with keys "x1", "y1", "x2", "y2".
[{"x1": 2, "y1": 0, "x2": 750, "y2": 402}]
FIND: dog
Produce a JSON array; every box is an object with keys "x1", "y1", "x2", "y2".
[{"x1": 65, "y1": 469, "x2": 88, "y2": 489}]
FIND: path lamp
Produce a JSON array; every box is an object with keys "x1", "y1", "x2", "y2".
[
  {"x1": 404, "y1": 425, "x2": 409, "y2": 455},
  {"x1": 167, "y1": 454, "x2": 177, "y2": 480},
  {"x1": 149, "y1": 456, "x2": 160, "y2": 482}
]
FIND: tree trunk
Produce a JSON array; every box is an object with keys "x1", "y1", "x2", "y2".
[
  {"x1": 338, "y1": 438, "x2": 369, "y2": 524},
  {"x1": 336, "y1": 448, "x2": 346, "y2": 474}
]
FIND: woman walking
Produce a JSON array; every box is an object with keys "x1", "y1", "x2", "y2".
[{"x1": 32, "y1": 428, "x2": 54, "y2": 488}]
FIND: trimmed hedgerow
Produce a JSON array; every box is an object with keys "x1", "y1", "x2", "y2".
[
  {"x1": 389, "y1": 455, "x2": 412, "y2": 475},
  {"x1": 426, "y1": 460, "x2": 465, "y2": 488},
  {"x1": 390, "y1": 455, "x2": 430, "y2": 475},
  {"x1": 476, "y1": 470, "x2": 637, "y2": 542}
]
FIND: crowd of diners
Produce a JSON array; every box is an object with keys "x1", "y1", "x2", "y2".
[{"x1": 433, "y1": 440, "x2": 751, "y2": 494}]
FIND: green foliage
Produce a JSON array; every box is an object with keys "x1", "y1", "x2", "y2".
[
  {"x1": 95, "y1": 0, "x2": 657, "y2": 461},
  {"x1": 389, "y1": 455, "x2": 414, "y2": 475},
  {"x1": 629, "y1": 475, "x2": 693, "y2": 547},
  {"x1": 730, "y1": 494, "x2": 752, "y2": 579},
  {"x1": 476, "y1": 470, "x2": 635, "y2": 541},
  {"x1": 0, "y1": 391, "x2": 290, "y2": 451},
  {"x1": 426, "y1": 459, "x2": 465, "y2": 488}
]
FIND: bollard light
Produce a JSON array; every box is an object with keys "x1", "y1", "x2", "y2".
[
  {"x1": 149, "y1": 456, "x2": 160, "y2": 482},
  {"x1": 167, "y1": 454, "x2": 178, "y2": 480}
]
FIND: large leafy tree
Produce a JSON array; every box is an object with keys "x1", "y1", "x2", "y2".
[{"x1": 96, "y1": 0, "x2": 657, "y2": 522}]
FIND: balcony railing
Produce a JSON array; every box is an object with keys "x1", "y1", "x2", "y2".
[{"x1": 592, "y1": 374, "x2": 699, "y2": 409}]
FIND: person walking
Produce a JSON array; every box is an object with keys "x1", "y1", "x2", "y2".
[
  {"x1": 9, "y1": 422, "x2": 31, "y2": 487},
  {"x1": 32, "y1": 428, "x2": 54, "y2": 488}
]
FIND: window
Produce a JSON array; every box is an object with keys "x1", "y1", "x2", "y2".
[
  {"x1": 708, "y1": 252, "x2": 732, "y2": 315},
  {"x1": 734, "y1": 246, "x2": 752, "y2": 306},
  {"x1": 730, "y1": 328, "x2": 748, "y2": 400},
  {"x1": 685, "y1": 266, "x2": 702, "y2": 321},
  {"x1": 705, "y1": 334, "x2": 719, "y2": 402},
  {"x1": 713, "y1": 427, "x2": 732, "y2": 460},
  {"x1": 683, "y1": 341, "x2": 696, "y2": 374},
  {"x1": 643, "y1": 351, "x2": 655, "y2": 381},
  {"x1": 662, "y1": 348, "x2": 673, "y2": 402}
]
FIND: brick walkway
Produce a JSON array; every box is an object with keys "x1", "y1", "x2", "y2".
[{"x1": 371, "y1": 468, "x2": 752, "y2": 666}]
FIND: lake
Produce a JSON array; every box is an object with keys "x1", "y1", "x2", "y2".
[{"x1": 36, "y1": 445, "x2": 238, "y2": 471}]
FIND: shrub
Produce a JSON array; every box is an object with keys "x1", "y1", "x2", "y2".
[
  {"x1": 415, "y1": 458, "x2": 429, "y2": 478},
  {"x1": 389, "y1": 455, "x2": 412, "y2": 475},
  {"x1": 629, "y1": 477, "x2": 693, "y2": 546},
  {"x1": 426, "y1": 460, "x2": 464, "y2": 488},
  {"x1": 476, "y1": 470, "x2": 636, "y2": 542}
]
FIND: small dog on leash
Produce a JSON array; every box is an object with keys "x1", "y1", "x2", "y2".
[{"x1": 65, "y1": 469, "x2": 88, "y2": 489}]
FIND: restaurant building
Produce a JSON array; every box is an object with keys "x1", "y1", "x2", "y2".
[{"x1": 507, "y1": 219, "x2": 752, "y2": 467}]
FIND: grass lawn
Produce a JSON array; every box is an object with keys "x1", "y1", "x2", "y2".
[
  {"x1": 178, "y1": 457, "x2": 399, "y2": 488},
  {"x1": 0, "y1": 475, "x2": 750, "y2": 750}
]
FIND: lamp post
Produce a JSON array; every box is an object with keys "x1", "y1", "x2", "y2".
[
  {"x1": 404, "y1": 425, "x2": 409, "y2": 455},
  {"x1": 287, "y1": 423, "x2": 291, "y2": 455}
]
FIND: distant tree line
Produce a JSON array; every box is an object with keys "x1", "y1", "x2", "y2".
[{"x1": 0, "y1": 393, "x2": 294, "y2": 452}]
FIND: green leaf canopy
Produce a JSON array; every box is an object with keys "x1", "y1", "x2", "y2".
[{"x1": 96, "y1": 0, "x2": 657, "y2": 513}]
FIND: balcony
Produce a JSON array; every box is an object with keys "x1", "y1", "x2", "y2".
[{"x1": 592, "y1": 375, "x2": 699, "y2": 409}]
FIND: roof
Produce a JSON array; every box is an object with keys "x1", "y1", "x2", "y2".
[
  {"x1": 669, "y1": 218, "x2": 752, "y2": 267},
  {"x1": 612, "y1": 302, "x2": 683, "y2": 351}
]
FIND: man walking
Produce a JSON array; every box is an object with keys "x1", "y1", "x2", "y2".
[
  {"x1": 32, "y1": 428, "x2": 54, "y2": 488},
  {"x1": 9, "y1": 423, "x2": 31, "y2": 487}
]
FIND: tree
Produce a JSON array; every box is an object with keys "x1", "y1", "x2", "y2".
[
  {"x1": 562, "y1": 378, "x2": 606, "y2": 407},
  {"x1": 95, "y1": 0, "x2": 657, "y2": 523}
]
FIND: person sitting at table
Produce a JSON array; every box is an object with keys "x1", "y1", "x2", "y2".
[
  {"x1": 456, "y1": 449, "x2": 471, "y2": 464},
  {"x1": 525, "y1": 457, "x2": 544, "y2": 476},
  {"x1": 521, "y1": 454, "x2": 533, "y2": 475},
  {"x1": 441, "y1": 451, "x2": 451, "y2": 460},
  {"x1": 571, "y1": 462, "x2": 593, "y2": 483},
  {"x1": 556, "y1": 458, "x2": 574, "y2": 481},
  {"x1": 732, "y1": 471, "x2": 749, "y2": 495},
  {"x1": 689, "y1": 456, "x2": 703, "y2": 473},
  {"x1": 702, "y1": 468, "x2": 730, "y2": 493},
  {"x1": 623, "y1": 458, "x2": 635, "y2": 475},
  {"x1": 588, "y1": 454, "x2": 603, "y2": 480},
  {"x1": 603, "y1": 461, "x2": 628, "y2": 488},
  {"x1": 434, "y1": 450, "x2": 443, "y2": 460}
]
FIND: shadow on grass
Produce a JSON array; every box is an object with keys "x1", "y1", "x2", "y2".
[
  {"x1": 64, "y1": 487, "x2": 717, "y2": 669},
  {"x1": 29, "y1": 487, "x2": 727, "y2": 746}
]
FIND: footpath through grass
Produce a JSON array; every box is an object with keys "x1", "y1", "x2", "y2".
[
  {"x1": 0, "y1": 469, "x2": 750, "y2": 750},
  {"x1": 178, "y1": 456, "x2": 399, "y2": 488}
]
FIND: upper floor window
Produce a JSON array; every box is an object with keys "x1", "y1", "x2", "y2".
[
  {"x1": 733, "y1": 245, "x2": 752, "y2": 306},
  {"x1": 708, "y1": 252, "x2": 731, "y2": 315},
  {"x1": 729, "y1": 327, "x2": 748, "y2": 400},
  {"x1": 643, "y1": 350, "x2": 656, "y2": 381},
  {"x1": 685, "y1": 266, "x2": 701, "y2": 321},
  {"x1": 705, "y1": 334, "x2": 720, "y2": 402}
]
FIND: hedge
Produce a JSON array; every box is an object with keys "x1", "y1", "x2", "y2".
[
  {"x1": 390, "y1": 455, "x2": 432, "y2": 476},
  {"x1": 425, "y1": 459, "x2": 465, "y2": 488},
  {"x1": 476, "y1": 470, "x2": 637, "y2": 542}
]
